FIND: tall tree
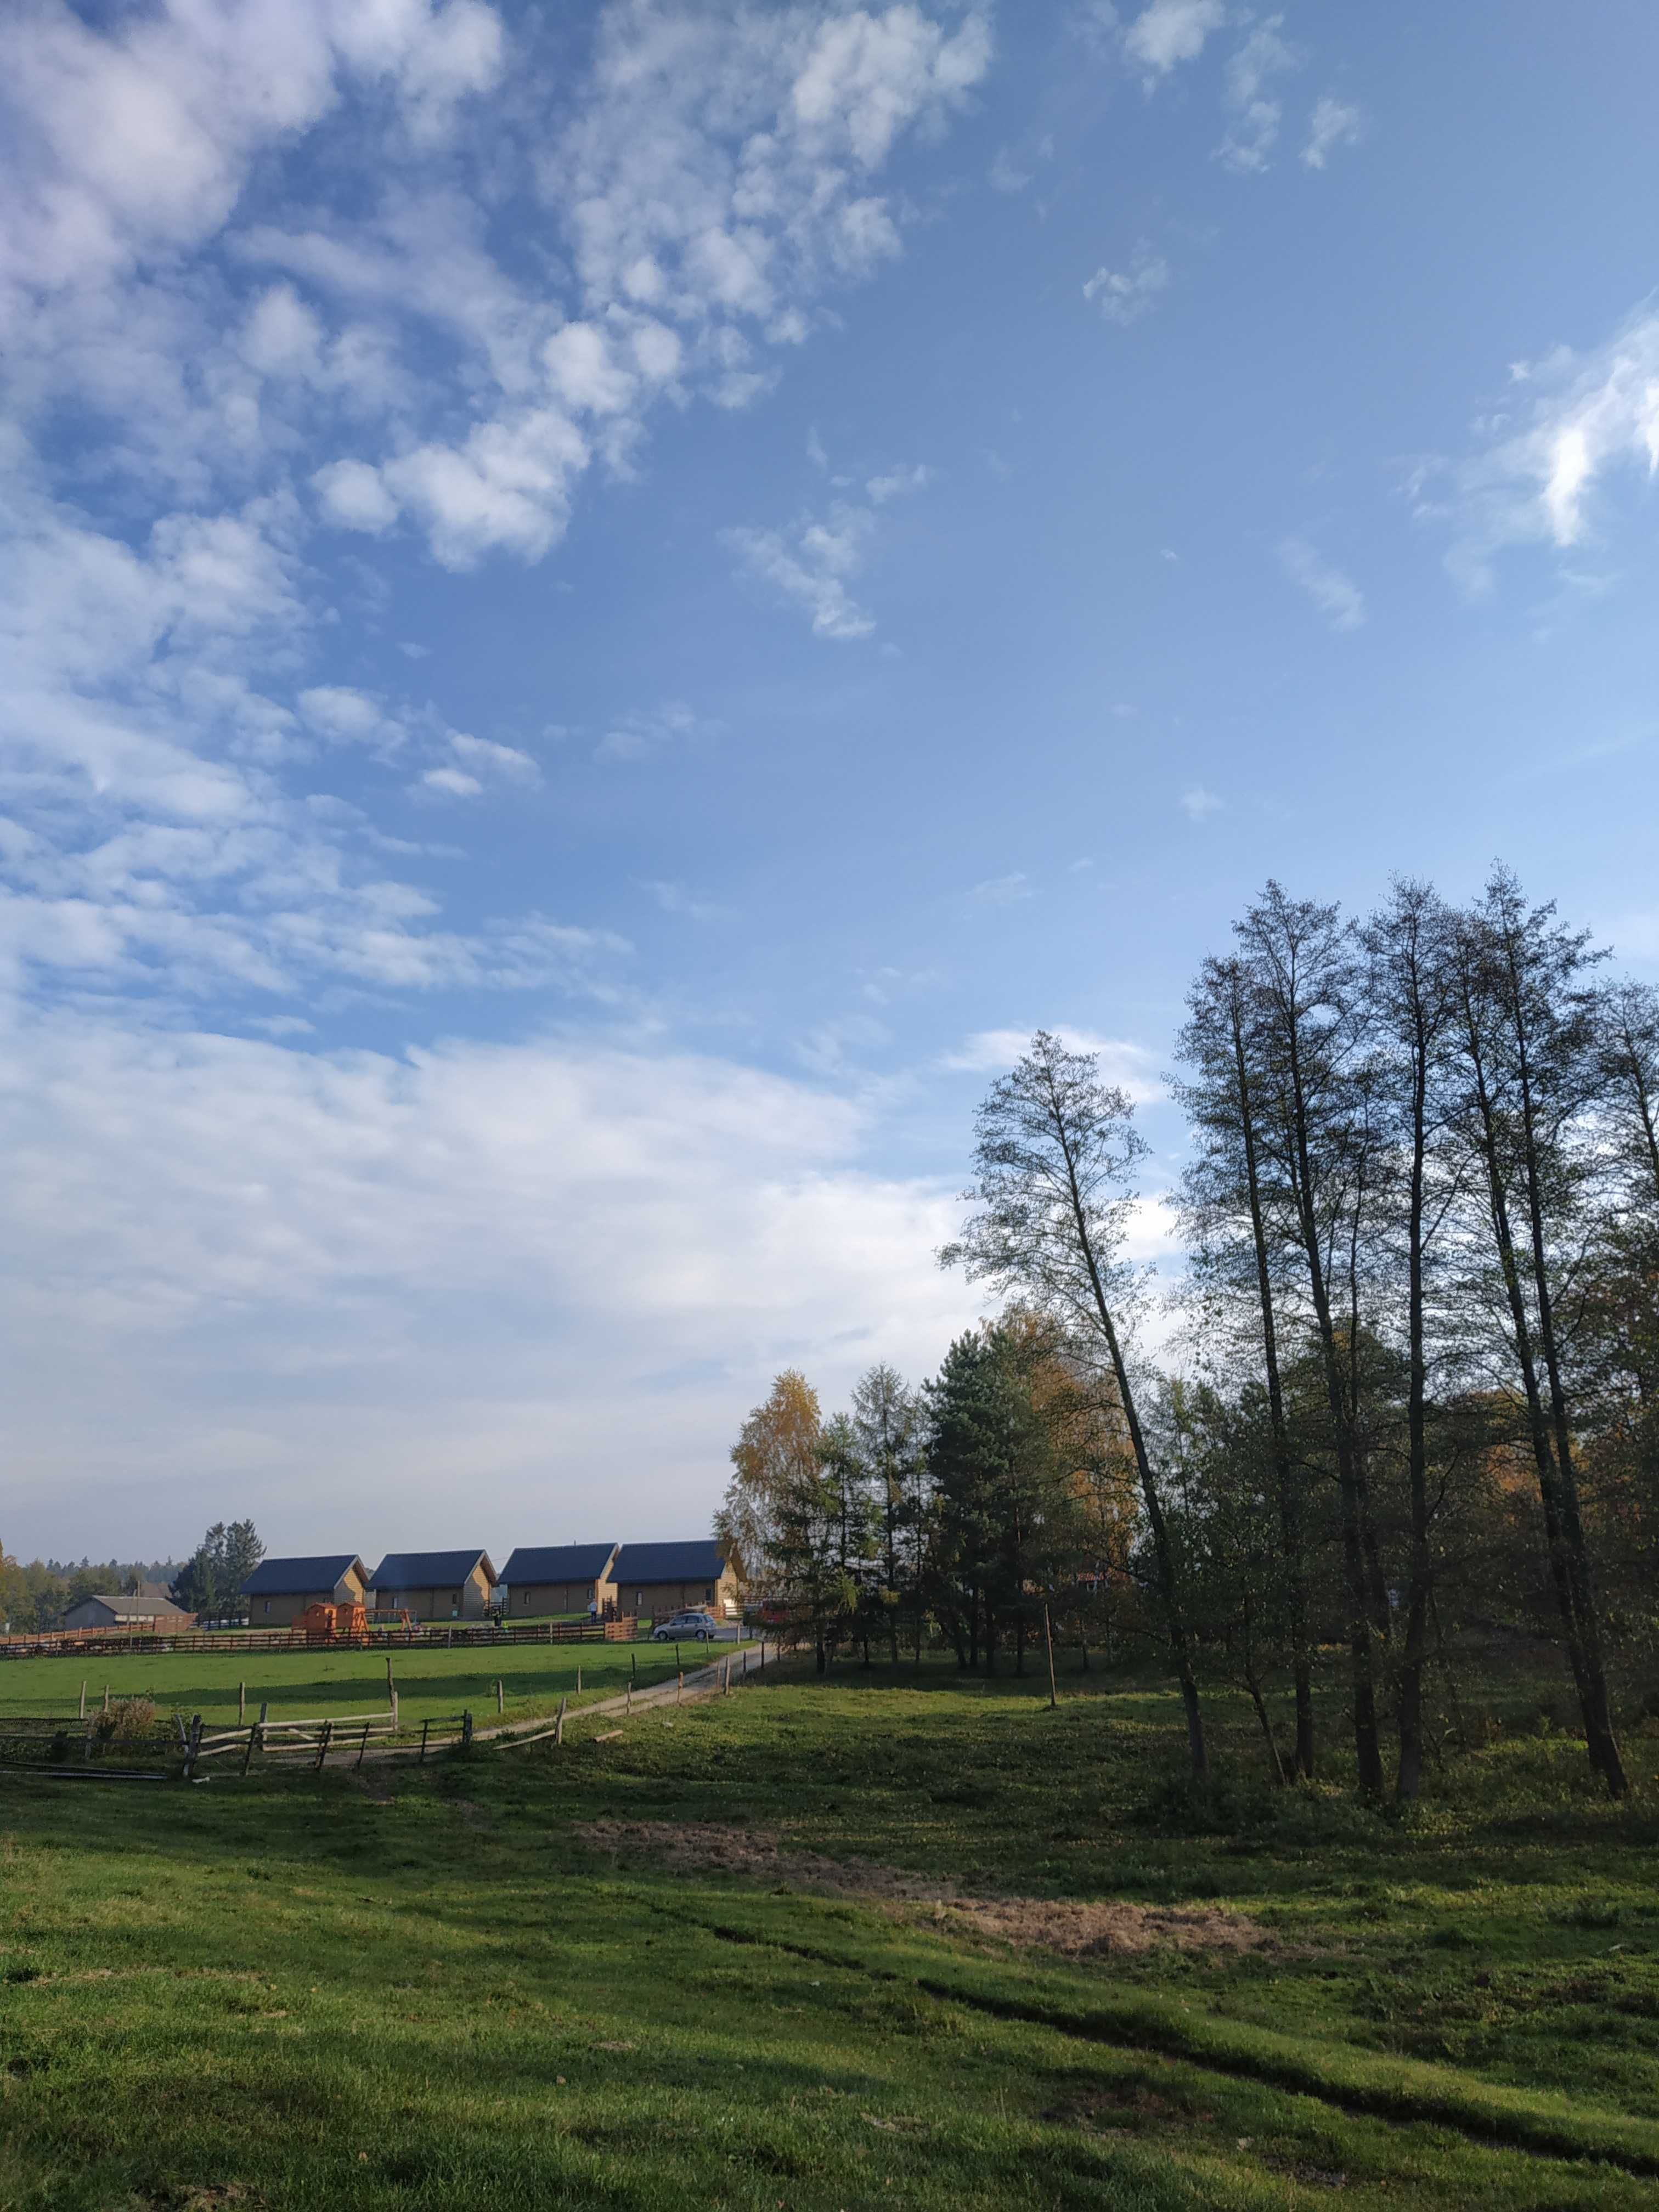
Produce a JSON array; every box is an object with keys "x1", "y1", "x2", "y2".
[
  {"x1": 942, "y1": 1032, "x2": 1207, "y2": 1778},
  {"x1": 1175, "y1": 953, "x2": 1316, "y2": 1778},
  {"x1": 849, "y1": 1363, "x2": 926, "y2": 1663},
  {"x1": 1235, "y1": 883, "x2": 1387, "y2": 1795},
  {"x1": 716, "y1": 1369, "x2": 823, "y2": 1598},
  {"x1": 1361, "y1": 879, "x2": 1461, "y2": 1803},
  {"x1": 1444, "y1": 871, "x2": 1626, "y2": 1795}
]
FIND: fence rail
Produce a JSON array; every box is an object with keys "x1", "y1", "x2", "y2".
[{"x1": 0, "y1": 1616, "x2": 643, "y2": 1662}]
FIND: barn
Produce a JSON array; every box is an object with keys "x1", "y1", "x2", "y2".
[
  {"x1": 498, "y1": 1543, "x2": 619, "y2": 1620},
  {"x1": 242, "y1": 1555, "x2": 369, "y2": 1627},
  {"x1": 611, "y1": 1541, "x2": 738, "y2": 1623},
  {"x1": 369, "y1": 1550, "x2": 497, "y2": 1622},
  {"x1": 58, "y1": 1585, "x2": 195, "y2": 1632}
]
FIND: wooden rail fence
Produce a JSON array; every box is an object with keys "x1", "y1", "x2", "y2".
[{"x1": 0, "y1": 1617, "x2": 645, "y2": 1662}]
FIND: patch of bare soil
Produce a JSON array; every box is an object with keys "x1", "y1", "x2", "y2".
[
  {"x1": 575, "y1": 1819, "x2": 1262, "y2": 1958},
  {"x1": 943, "y1": 1895, "x2": 1262, "y2": 1959}
]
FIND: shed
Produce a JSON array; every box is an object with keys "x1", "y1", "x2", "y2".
[
  {"x1": 612, "y1": 1541, "x2": 738, "y2": 1623},
  {"x1": 242, "y1": 1554, "x2": 369, "y2": 1627},
  {"x1": 498, "y1": 1543, "x2": 619, "y2": 1620},
  {"x1": 369, "y1": 1550, "x2": 497, "y2": 1621}
]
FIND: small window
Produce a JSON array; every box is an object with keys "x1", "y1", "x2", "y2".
[
  {"x1": 705, "y1": 1587, "x2": 713, "y2": 1602},
  {"x1": 262, "y1": 1599, "x2": 270, "y2": 1617}
]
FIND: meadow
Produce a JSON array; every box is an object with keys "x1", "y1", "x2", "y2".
[
  {"x1": 1, "y1": 1651, "x2": 1657, "y2": 2210},
  {"x1": 0, "y1": 1634, "x2": 743, "y2": 1736}
]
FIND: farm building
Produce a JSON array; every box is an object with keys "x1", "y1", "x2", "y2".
[
  {"x1": 242, "y1": 1554, "x2": 369, "y2": 1626},
  {"x1": 612, "y1": 1541, "x2": 738, "y2": 1622},
  {"x1": 498, "y1": 1543, "x2": 618, "y2": 1619},
  {"x1": 58, "y1": 1584, "x2": 195, "y2": 1632},
  {"x1": 369, "y1": 1550, "x2": 497, "y2": 1621}
]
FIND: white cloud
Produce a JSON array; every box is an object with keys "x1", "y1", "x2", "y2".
[
  {"x1": 0, "y1": 1015, "x2": 980, "y2": 1552},
  {"x1": 313, "y1": 459, "x2": 400, "y2": 534},
  {"x1": 1122, "y1": 0, "x2": 1227, "y2": 78},
  {"x1": 1448, "y1": 306, "x2": 1659, "y2": 587},
  {"x1": 1215, "y1": 17, "x2": 1301, "y2": 173},
  {"x1": 989, "y1": 147, "x2": 1032, "y2": 193},
  {"x1": 596, "y1": 700, "x2": 704, "y2": 763},
  {"x1": 1302, "y1": 93, "x2": 1362, "y2": 169},
  {"x1": 942, "y1": 1027, "x2": 1165, "y2": 1104},
  {"x1": 640, "y1": 879, "x2": 732, "y2": 923},
  {"x1": 866, "y1": 462, "x2": 933, "y2": 504},
  {"x1": 419, "y1": 765, "x2": 483, "y2": 797},
  {"x1": 450, "y1": 732, "x2": 540, "y2": 785},
  {"x1": 1180, "y1": 785, "x2": 1223, "y2": 819},
  {"x1": 1280, "y1": 537, "x2": 1365, "y2": 630},
  {"x1": 1084, "y1": 246, "x2": 1171, "y2": 326},
  {"x1": 971, "y1": 872, "x2": 1032, "y2": 906},
  {"x1": 299, "y1": 686, "x2": 405, "y2": 749},
  {"x1": 725, "y1": 503, "x2": 879, "y2": 639}
]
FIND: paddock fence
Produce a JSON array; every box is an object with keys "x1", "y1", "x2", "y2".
[{"x1": 0, "y1": 1616, "x2": 645, "y2": 1663}]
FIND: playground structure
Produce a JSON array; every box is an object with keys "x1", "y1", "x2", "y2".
[{"x1": 292, "y1": 1601, "x2": 414, "y2": 1645}]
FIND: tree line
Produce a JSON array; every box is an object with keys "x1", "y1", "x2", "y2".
[
  {"x1": 0, "y1": 1519, "x2": 263, "y2": 1632},
  {"x1": 721, "y1": 868, "x2": 1659, "y2": 1804}
]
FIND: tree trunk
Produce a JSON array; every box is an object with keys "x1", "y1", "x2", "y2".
[
  {"x1": 1396, "y1": 989, "x2": 1434, "y2": 1806},
  {"x1": 1280, "y1": 1063, "x2": 1385, "y2": 1798},
  {"x1": 1459, "y1": 980, "x2": 1621, "y2": 1792},
  {"x1": 1053, "y1": 1121, "x2": 1207, "y2": 1781},
  {"x1": 1228, "y1": 991, "x2": 1314, "y2": 1778},
  {"x1": 1507, "y1": 986, "x2": 1627, "y2": 1796}
]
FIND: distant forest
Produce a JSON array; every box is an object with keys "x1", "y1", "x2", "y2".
[{"x1": 720, "y1": 868, "x2": 1659, "y2": 1806}]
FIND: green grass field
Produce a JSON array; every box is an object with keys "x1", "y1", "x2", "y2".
[
  {"x1": 0, "y1": 1634, "x2": 748, "y2": 1735},
  {"x1": 2, "y1": 1652, "x2": 1657, "y2": 2210}
]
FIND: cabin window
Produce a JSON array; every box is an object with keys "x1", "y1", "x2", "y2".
[
  {"x1": 705, "y1": 1587, "x2": 713, "y2": 1602},
  {"x1": 262, "y1": 1600, "x2": 270, "y2": 1617}
]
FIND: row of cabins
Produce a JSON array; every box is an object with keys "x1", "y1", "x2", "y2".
[{"x1": 240, "y1": 1541, "x2": 738, "y2": 1627}]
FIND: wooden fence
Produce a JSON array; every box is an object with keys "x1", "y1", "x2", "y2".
[
  {"x1": 0, "y1": 1712, "x2": 177, "y2": 1780},
  {"x1": 0, "y1": 1616, "x2": 642, "y2": 1663}
]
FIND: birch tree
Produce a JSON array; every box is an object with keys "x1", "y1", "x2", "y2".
[{"x1": 941, "y1": 1031, "x2": 1207, "y2": 1779}]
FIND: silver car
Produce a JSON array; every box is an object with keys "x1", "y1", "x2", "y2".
[{"x1": 652, "y1": 1609, "x2": 718, "y2": 1641}]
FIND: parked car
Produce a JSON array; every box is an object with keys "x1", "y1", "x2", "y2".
[{"x1": 651, "y1": 1609, "x2": 718, "y2": 1642}]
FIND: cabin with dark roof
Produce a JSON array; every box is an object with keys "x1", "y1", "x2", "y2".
[
  {"x1": 242, "y1": 1555, "x2": 368, "y2": 1626},
  {"x1": 368, "y1": 1550, "x2": 497, "y2": 1621},
  {"x1": 498, "y1": 1543, "x2": 618, "y2": 1620},
  {"x1": 612, "y1": 1540, "x2": 737, "y2": 1623}
]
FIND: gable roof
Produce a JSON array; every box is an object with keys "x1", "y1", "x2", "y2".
[
  {"x1": 74, "y1": 1594, "x2": 191, "y2": 1618},
  {"x1": 242, "y1": 1555, "x2": 366, "y2": 1596},
  {"x1": 369, "y1": 1550, "x2": 497, "y2": 1590},
  {"x1": 613, "y1": 1541, "x2": 729, "y2": 1585},
  {"x1": 499, "y1": 1543, "x2": 618, "y2": 1585}
]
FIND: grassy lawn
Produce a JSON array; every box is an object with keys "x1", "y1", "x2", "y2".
[
  {"x1": 1, "y1": 1654, "x2": 1656, "y2": 2209},
  {"x1": 0, "y1": 1635, "x2": 749, "y2": 1736}
]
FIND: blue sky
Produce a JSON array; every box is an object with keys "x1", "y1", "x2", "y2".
[{"x1": 4, "y1": 0, "x2": 1657, "y2": 1561}]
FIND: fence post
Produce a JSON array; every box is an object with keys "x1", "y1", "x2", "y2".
[
  {"x1": 314, "y1": 1720, "x2": 333, "y2": 1773},
  {"x1": 182, "y1": 1714, "x2": 203, "y2": 1782},
  {"x1": 677, "y1": 1670, "x2": 683, "y2": 1705},
  {"x1": 1043, "y1": 1605, "x2": 1059, "y2": 1710},
  {"x1": 356, "y1": 1722, "x2": 371, "y2": 1770},
  {"x1": 79, "y1": 1679, "x2": 86, "y2": 1720},
  {"x1": 576, "y1": 1666, "x2": 582, "y2": 1694},
  {"x1": 496, "y1": 1678, "x2": 504, "y2": 1715},
  {"x1": 461, "y1": 1709, "x2": 473, "y2": 1751},
  {"x1": 104, "y1": 1684, "x2": 110, "y2": 1712},
  {"x1": 420, "y1": 1718, "x2": 431, "y2": 1764},
  {"x1": 555, "y1": 1695, "x2": 566, "y2": 1747},
  {"x1": 625, "y1": 1679, "x2": 631, "y2": 1719}
]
